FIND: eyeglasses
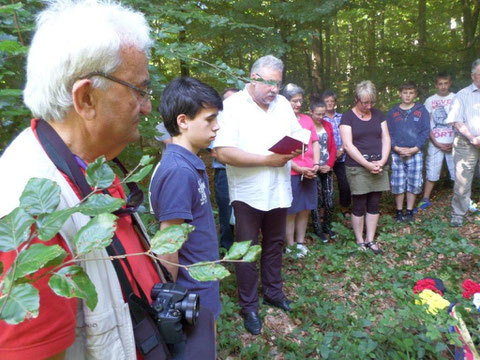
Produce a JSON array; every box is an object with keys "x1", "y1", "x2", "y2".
[
  {"x1": 81, "y1": 72, "x2": 153, "y2": 105},
  {"x1": 359, "y1": 100, "x2": 376, "y2": 106},
  {"x1": 291, "y1": 98, "x2": 303, "y2": 104},
  {"x1": 253, "y1": 74, "x2": 283, "y2": 90}
]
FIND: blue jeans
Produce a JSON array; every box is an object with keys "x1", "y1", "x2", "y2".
[{"x1": 214, "y1": 168, "x2": 234, "y2": 249}]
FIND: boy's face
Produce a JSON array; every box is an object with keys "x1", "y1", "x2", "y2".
[
  {"x1": 435, "y1": 78, "x2": 451, "y2": 96},
  {"x1": 183, "y1": 106, "x2": 219, "y2": 154},
  {"x1": 399, "y1": 88, "x2": 417, "y2": 106},
  {"x1": 311, "y1": 106, "x2": 326, "y2": 124}
]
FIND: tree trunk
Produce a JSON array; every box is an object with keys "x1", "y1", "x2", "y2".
[
  {"x1": 325, "y1": 22, "x2": 332, "y2": 89},
  {"x1": 179, "y1": 30, "x2": 190, "y2": 76},
  {"x1": 367, "y1": 10, "x2": 376, "y2": 78},
  {"x1": 418, "y1": 0, "x2": 427, "y2": 47},
  {"x1": 461, "y1": 0, "x2": 480, "y2": 68},
  {"x1": 311, "y1": 27, "x2": 324, "y2": 93}
]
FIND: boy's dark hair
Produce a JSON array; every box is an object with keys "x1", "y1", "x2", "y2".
[
  {"x1": 310, "y1": 95, "x2": 326, "y2": 111},
  {"x1": 221, "y1": 87, "x2": 239, "y2": 99},
  {"x1": 436, "y1": 72, "x2": 451, "y2": 81},
  {"x1": 399, "y1": 81, "x2": 417, "y2": 92},
  {"x1": 160, "y1": 77, "x2": 223, "y2": 136},
  {"x1": 321, "y1": 89, "x2": 337, "y2": 101}
]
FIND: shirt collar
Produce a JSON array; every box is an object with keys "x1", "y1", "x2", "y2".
[
  {"x1": 165, "y1": 143, "x2": 206, "y2": 171},
  {"x1": 470, "y1": 83, "x2": 480, "y2": 92}
]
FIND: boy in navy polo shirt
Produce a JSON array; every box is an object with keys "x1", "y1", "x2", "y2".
[
  {"x1": 387, "y1": 82, "x2": 430, "y2": 222},
  {"x1": 149, "y1": 76, "x2": 223, "y2": 320}
]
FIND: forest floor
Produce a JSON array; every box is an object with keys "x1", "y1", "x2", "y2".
[{"x1": 203, "y1": 153, "x2": 480, "y2": 359}]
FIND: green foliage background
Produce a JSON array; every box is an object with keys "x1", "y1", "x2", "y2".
[{"x1": 2, "y1": 0, "x2": 479, "y2": 156}]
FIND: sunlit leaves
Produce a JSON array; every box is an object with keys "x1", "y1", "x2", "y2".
[
  {"x1": 78, "y1": 194, "x2": 124, "y2": 216},
  {"x1": 188, "y1": 262, "x2": 230, "y2": 282},
  {"x1": 19, "y1": 178, "x2": 60, "y2": 216},
  {"x1": 36, "y1": 209, "x2": 77, "y2": 241},
  {"x1": 0, "y1": 283, "x2": 39, "y2": 325},
  {"x1": 85, "y1": 156, "x2": 115, "y2": 189},
  {"x1": 242, "y1": 245, "x2": 261, "y2": 262},
  {"x1": 127, "y1": 164, "x2": 153, "y2": 183},
  {"x1": 139, "y1": 155, "x2": 154, "y2": 166},
  {"x1": 224, "y1": 240, "x2": 252, "y2": 260},
  {"x1": 0, "y1": 208, "x2": 34, "y2": 252},
  {"x1": 48, "y1": 266, "x2": 98, "y2": 311},
  {"x1": 151, "y1": 223, "x2": 194, "y2": 255},
  {"x1": 14, "y1": 244, "x2": 66, "y2": 280},
  {"x1": 72, "y1": 214, "x2": 117, "y2": 256}
]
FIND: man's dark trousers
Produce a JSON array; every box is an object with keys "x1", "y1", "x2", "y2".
[
  {"x1": 214, "y1": 168, "x2": 234, "y2": 250},
  {"x1": 232, "y1": 200, "x2": 287, "y2": 313}
]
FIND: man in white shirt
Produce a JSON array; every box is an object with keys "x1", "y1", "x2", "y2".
[
  {"x1": 448, "y1": 59, "x2": 480, "y2": 226},
  {"x1": 214, "y1": 55, "x2": 302, "y2": 335}
]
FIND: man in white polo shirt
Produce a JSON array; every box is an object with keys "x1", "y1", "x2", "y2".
[
  {"x1": 214, "y1": 55, "x2": 303, "y2": 335},
  {"x1": 448, "y1": 58, "x2": 480, "y2": 226}
]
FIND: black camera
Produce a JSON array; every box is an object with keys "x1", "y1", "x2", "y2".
[{"x1": 151, "y1": 283, "x2": 200, "y2": 344}]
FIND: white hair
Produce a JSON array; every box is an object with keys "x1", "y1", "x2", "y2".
[
  {"x1": 251, "y1": 55, "x2": 284, "y2": 75},
  {"x1": 356, "y1": 80, "x2": 377, "y2": 102},
  {"x1": 24, "y1": 0, "x2": 152, "y2": 122}
]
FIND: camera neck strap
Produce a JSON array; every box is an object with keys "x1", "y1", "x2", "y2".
[{"x1": 35, "y1": 119, "x2": 153, "y2": 319}]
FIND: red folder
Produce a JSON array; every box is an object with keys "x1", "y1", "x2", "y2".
[{"x1": 268, "y1": 136, "x2": 304, "y2": 154}]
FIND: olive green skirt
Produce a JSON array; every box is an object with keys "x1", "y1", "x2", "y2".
[{"x1": 346, "y1": 165, "x2": 390, "y2": 195}]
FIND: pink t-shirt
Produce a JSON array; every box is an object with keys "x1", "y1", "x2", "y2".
[{"x1": 291, "y1": 113, "x2": 319, "y2": 175}]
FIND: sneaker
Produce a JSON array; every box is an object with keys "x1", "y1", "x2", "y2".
[
  {"x1": 469, "y1": 200, "x2": 479, "y2": 213},
  {"x1": 286, "y1": 245, "x2": 305, "y2": 258},
  {"x1": 296, "y1": 243, "x2": 309, "y2": 256},
  {"x1": 405, "y1": 210, "x2": 414, "y2": 222},
  {"x1": 395, "y1": 210, "x2": 404, "y2": 222},
  {"x1": 414, "y1": 198, "x2": 430, "y2": 213},
  {"x1": 451, "y1": 215, "x2": 464, "y2": 227},
  {"x1": 324, "y1": 229, "x2": 337, "y2": 239}
]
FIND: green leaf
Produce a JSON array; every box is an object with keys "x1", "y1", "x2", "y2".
[
  {"x1": 14, "y1": 244, "x2": 67, "y2": 280},
  {"x1": 48, "y1": 266, "x2": 98, "y2": 311},
  {"x1": 78, "y1": 194, "x2": 124, "y2": 216},
  {"x1": 188, "y1": 262, "x2": 230, "y2": 281},
  {"x1": 73, "y1": 214, "x2": 117, "y2": 256},
  {"x1": 36, "y1": 208, "x2": 77, "y2": 241},
  {"x1": 127, "y1": 164, "x2": 153, "y2": 183},
  {"x1": 139, "y1": 155, "x2": 154, "y2": 166},
  {"x1": 224, "y1": 240, "x2": 252, "y2": 260},
  {"x1": 0, "y1": 207, "x2": 35, "y2": 252},
  {"x1": 0, "y1": 89, "x2": 23, "y2": 97},
  {"x1": 0, "y1": 283, "x2": 39, "y2": 325},
  {"x1": 0, "y1": 40, "x2": 27, "y2": 55},
  {"x1": 0, "y1": 3, "x2": 22, "y2": 14},
  {"x1": 0, "y1": 261, "x2": 3, "y2": 277},
  {"x1": 151, "y1": 223, "x2": 195, "y2": 255},
  {"x1": 85, "y1": 156, "x2": 115, "y2": 189},
  {"x1": 19, "y1": 178, "x2": 61, "y2": 216},
  {"x1": 242, "y1": 245, "x2": 261, "y2": 262}
]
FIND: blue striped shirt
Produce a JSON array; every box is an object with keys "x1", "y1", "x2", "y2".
[
  {"x1": 324, "y1": 111, "x2": 344, "y2": 162},
  {"x1": 447, "y1": 83, "x2": 480, "y2": 137}
]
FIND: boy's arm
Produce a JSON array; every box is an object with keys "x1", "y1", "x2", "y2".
[{"x1": 158, "y1": 218, "x2": 184, "y2": 281}]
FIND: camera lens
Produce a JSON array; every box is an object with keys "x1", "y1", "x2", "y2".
[{"x1": 179, "y1": 293, "x2": 199, "y2": 325}]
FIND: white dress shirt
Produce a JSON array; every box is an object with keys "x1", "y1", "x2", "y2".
[
  {"x1": 447, "y1": 83, "x2": 480, "y2": 137},
  {"x1": 214, "y1": 86, "x2": 303, "y2": 211}
]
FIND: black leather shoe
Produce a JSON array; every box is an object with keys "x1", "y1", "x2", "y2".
[
  {"x1": 242, "y1": 311, "x2": 262, "y2": 335},
  {"x1": 263, "y1": 296, "x2": 293, "y2": 312}
]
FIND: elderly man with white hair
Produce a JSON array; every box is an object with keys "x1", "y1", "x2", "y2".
[
  {"x1": 0, "y1": 1, "x2": 215, "y2": 359},
  {"x1": 449, "y1": 59, "x2": 480, "y2": 227},
  {"x1": 214, "y1": 55, "x2": 303, "y2": 335}
]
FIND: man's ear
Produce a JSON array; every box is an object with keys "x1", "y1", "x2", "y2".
[
  {"x1": 176, "y1": 114, "x2": 189, "y2": 132},
  {"x1": 72, "y1": 79, "x2": 96, "y2": 120}
]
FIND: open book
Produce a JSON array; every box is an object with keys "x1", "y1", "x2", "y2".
[{"x1": 268, "y1": 128, "x2": 311, "y2": 154}]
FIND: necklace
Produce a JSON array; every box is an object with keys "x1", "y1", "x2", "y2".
[{"x1": 354, "y1": 107, "x2": 368, "y2": 119}]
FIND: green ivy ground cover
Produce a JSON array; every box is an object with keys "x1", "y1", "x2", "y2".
[{"x1": 214, "y1": 181, "x2": 480, "y2": 359}]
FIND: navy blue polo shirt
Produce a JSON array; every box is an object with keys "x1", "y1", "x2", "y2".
[{"x1": 150, "y1": 144, "x2": 221, "y2": 319}]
